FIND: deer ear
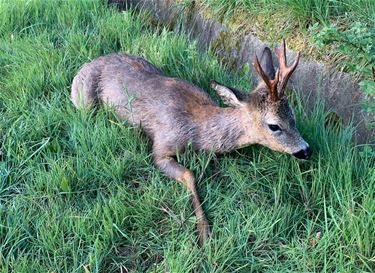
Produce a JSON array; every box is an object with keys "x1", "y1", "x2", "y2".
[
  {"x1": 210, "y1": 80, "x2": 246, "y2": 108},
  {"x1": 259, "y1": 47, "x2": 276, "y2": 80}
]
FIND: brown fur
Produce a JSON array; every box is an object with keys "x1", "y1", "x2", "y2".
[{"x1": 71, "y1": 45, "x2": 308, "y2": 245}]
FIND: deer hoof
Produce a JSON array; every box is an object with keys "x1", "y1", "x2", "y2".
[{"x1": 197, "y1": 219, "x2": 211, "y2": 246}]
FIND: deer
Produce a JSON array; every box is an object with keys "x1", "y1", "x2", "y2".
[{"x1": 71, "y1": 39, "x2": 311, "y2": 245}]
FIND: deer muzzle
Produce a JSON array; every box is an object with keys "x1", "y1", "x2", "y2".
[{"x1": 293, "y1": 146, "x2": 311, "y2": 160}]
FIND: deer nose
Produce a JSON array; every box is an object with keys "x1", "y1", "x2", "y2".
[{"x1": 293, "y1": 147, "x2": 311, "y2": 160}]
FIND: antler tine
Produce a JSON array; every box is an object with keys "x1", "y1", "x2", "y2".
[
  {"x1": 253, "y1": 54, "x2": 279, "y2": 101},
  {"x1": 275, "y1": 39, "x2": 300, "y2": 96}
]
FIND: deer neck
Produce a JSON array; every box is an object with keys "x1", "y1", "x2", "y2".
[{"x1": 196, "y1": 106, "x2": 258, "y2": 153}]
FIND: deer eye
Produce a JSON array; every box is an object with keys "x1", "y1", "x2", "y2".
[{"x1": 268, "y1": 124, "x2": 281, "y2": 132}]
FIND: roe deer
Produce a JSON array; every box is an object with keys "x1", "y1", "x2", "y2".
[{"x1": 71, "y1": 39, "x2": 311, "y2": 245}]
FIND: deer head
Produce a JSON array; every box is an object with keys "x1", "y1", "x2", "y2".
[{"x1": 211, "y1": 40, "x2": 311, "y2": 159}]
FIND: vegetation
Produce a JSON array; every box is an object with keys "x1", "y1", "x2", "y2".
[{"x1": 0, "y1": 0, "x2": 374, "y2": 272}]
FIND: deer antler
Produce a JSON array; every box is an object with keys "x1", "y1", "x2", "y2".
[
  {"x1": 253, "y1": 54, "x2": 280, "y2": 101},
  {"x1": 275, "y1": 39, "x2": 300, "y2": 96}
]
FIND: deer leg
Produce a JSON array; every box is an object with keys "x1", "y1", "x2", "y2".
[{"x1": 154, "y1": 155, "x2": 211, "y2": 245}]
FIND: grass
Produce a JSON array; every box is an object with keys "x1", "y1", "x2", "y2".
[
  {"x1": 197, "y1": 0, "x2": 375, "y2": 26},
  {"x1": 0, "y1": 0, "x2": 374, "y2": 272}
]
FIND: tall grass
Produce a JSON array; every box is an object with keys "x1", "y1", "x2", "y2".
[
  {"x1": 200, "y1": 0, "x2": 375, "y2": 25},
  {"x1": 0, "y1": 0, "x2": 374, "y2": 272}
]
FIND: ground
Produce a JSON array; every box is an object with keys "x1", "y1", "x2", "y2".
[{"x1": 0, "y1": 1, "x2": 374, "y2": 272}]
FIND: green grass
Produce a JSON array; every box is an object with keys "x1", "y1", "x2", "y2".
[
  {"x1": 0, "y1": 0, "x2": 374, "y2": 272},
  {"x1": 198, "y1": 0, "x2": 375, "y2": 26}
]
